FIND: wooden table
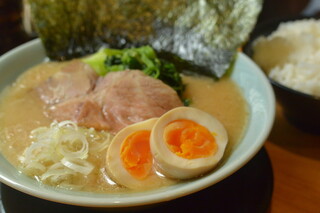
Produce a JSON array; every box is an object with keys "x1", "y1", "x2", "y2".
[{"x1": 265, "y1": 104, "x2": 320, "y2": 213}]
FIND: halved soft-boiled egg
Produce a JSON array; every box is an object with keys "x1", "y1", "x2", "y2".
[
  {"x1": 150, "y1": 107, "x2": 228, "y2": 179},
  {"x1": 106, "y1": 118, "x2": 172, "y2": 189}
]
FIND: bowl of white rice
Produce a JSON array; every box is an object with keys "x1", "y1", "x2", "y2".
[{"x1": 245, "y1": 17, "x2": 320, "y2": 134}]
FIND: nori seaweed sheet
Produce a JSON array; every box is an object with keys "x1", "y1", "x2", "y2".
[{"x1": 28, "y1": 0, "x2": 262, "y2": 78}]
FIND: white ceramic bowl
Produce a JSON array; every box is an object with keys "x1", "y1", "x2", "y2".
[{"x1": 0, "y1": 39, "x2": 275, "y2": 208}]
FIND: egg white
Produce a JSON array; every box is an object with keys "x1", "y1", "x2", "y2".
[
  {"x1": 150, "y1": 107, "x2": 228, "y2": 179},
  {"x1": 106, "y1": 118, "x2": 172, "y2": 189}
]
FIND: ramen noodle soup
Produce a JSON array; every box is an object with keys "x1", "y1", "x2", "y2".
[{"x1": 0, "y1": 58, "x2": 248, "y2": 193}]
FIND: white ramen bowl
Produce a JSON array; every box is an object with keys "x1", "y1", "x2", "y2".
[{"x1": 0, "y1": 39, "x2": 275, "y2": 208}]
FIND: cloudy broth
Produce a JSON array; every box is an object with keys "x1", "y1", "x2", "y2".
[{"x1": 0, "y1": 61, "x2": 248, "y2": 192}]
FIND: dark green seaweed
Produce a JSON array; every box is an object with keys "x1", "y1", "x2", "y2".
[{"x1": 28, "y1": 0, "x2": 262, "y2": 78}]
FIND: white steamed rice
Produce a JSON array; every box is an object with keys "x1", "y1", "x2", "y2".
[{"x1": 252, "y1": 19, "x2": 320, "y2": 97}]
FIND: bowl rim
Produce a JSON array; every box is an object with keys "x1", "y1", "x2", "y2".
[
  {"x1": 269, "y1": 77, "x2": 320, "y2": 100},
  {"x1": 0, "y1": 39, "x2": 275, "y2": 207}
]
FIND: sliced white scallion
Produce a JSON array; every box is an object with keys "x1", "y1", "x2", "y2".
[
  {"x1": 89, "y1": 133, "x2": 112, "y2": 152},
  {"x1": 19, "y1": 120, "x2": 113, "y2": 188},
  {"x1": 40, "y1": 162, "x2": 76, "y2": 182},
  {"x1": 61, "y1": 157, "x2": 94, "y2": 175},
  {"x1": 57, "y1": 120, "x2": 79, "y2": 130},
  {"x1": 57, "y1": 132, "x2": 89, "y2": 159},
  {"x1": 23, "y1": 161, "x2": 47, "y2": 174}
]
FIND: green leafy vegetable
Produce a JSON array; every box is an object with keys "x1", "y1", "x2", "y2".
[
  {"x1": 83, "y1": 45, "x2": 184, "y2": 96},
  {"x1": 183, "y1": 98, "x2": 191, "y2": 106}
]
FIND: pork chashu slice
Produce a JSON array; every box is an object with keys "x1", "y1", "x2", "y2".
[
  {"x1": 91, "y1": 70, "x2": 183, "y2": 133},
  {"x1": 37, "y1": 60, "x2": 98, "y2": 104},
  {"x1": 38, "y1": 64, "x2": 183, "y2": 133}
]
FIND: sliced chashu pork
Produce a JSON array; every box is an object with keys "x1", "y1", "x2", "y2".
[
  {"x1": 92, "y1": 70, "x2": 183, "y2": 133},
  {"x1": 48, "y1": 97, "x2": 110, "y2": 131},
  {"x1": 37, "y1": 61, "x2": 183, "y2": 133},
  {"x1": 37, "y1": 60, "x2": 98, "y2": 104}
]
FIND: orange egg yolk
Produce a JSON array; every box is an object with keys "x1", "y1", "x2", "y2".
[
  {"x1": 120, "y1": 130, "x2": 153, "y2": 180},
  {"x1": 164, "y1": 119, "x2": 217, "y2": 159}
]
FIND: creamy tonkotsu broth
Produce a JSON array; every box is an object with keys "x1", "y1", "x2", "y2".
[
  {"x1": 181, "y1": 75, "x2": 248, "y2": 157},
  {"x1": 0, "y1": 60, "x2": 248, "y2": 193}
]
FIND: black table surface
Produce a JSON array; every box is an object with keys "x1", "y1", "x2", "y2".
[{"x1": 0, "y1": 147, "x2": 273, "y2": 213}]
